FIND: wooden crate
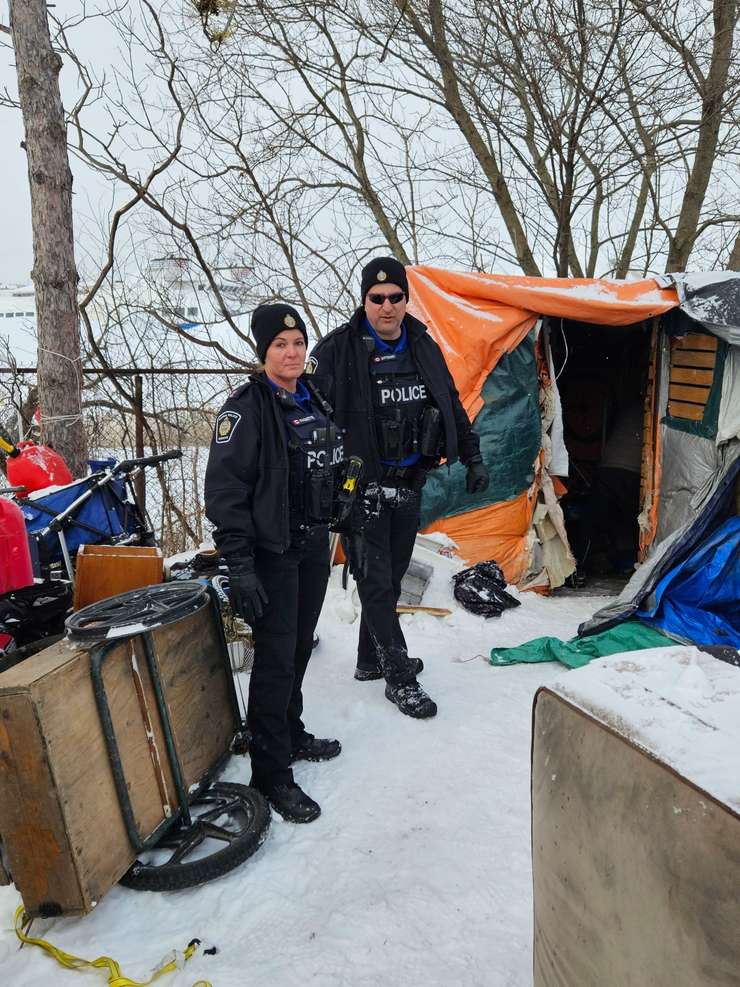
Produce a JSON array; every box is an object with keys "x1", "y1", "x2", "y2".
[
  {"x1": 0, "y1": 599, "x2": 238, "y2": 917},
  {"x1": 73, "y1": 544, "x2": 163, "y2": 611}
]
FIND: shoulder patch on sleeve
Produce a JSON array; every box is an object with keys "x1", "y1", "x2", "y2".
[
  {"x1": 215, "y1": 410, "x2": 241, "y2": 443},
  {"x1": 305, "y1": 355, "x2": 318, "y2": 375}
]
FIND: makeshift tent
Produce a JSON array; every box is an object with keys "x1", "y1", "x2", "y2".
[{"x1": 408, "y1": 268, "x2": 740, "y2": 592}]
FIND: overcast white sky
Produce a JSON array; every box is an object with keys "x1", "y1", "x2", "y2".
[
  {"x1": 1, "y1": 48, "x2": 33, "y2": 284},
  {"x1": 1, "y1": 3, "x2": 117, "y2": 285}
]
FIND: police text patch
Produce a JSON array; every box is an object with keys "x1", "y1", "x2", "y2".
[{"x1": 215, "y1": 410, "x2": 241, "y2": 443}]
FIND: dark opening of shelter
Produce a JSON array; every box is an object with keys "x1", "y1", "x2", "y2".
[{"x1": 549, "y1": 319, "x2": 652, "y2": 588}]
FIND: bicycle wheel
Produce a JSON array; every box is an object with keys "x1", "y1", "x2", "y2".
[{"x1": 119, "y1": 782, "x2": 270, "y2": 892}]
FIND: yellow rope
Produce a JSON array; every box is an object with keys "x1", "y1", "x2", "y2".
[{"x1": 14, "y1": 905, "x2": 213, "y2": 987}]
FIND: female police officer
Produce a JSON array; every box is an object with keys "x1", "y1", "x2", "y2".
[{"x1": 205, "y1": 303, "x2": 347, "y2": 823}]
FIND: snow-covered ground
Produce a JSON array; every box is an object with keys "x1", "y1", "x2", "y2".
[{"x1": 0, "y1": 562, "x2": 609, "y2": 987}]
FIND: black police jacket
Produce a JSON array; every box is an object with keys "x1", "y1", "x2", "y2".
[
  {"x1": 311, "y1": 308, "x2": 480, "y2": 483},
  {"x1": 204, "y1": 372, "x2": 328, "y2": 560}
]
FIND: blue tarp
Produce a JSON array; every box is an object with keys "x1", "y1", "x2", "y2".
[{"x1": 637, "y1": 516, "x2": 740, "y2": 647}]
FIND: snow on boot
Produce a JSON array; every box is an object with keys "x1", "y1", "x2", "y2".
[
  {"x1": 384, "y1": 680, "x2": 437, "y2": 719},
  {"x1": 291, "y1": 734, "x2": 342, "y2": 763},
  {"x1": 355, "y1": 656, "x2": 424, "y2": 681},
  {"x1": 258, "y1": 781, "x2": 321, "y2": 823}
]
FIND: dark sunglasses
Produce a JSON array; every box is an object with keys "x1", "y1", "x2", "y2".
[{"x1": 367, "y1": 291, "x2": 405, "y2": 305}]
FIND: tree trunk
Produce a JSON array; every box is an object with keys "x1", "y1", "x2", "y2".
[
  {"x1": 9, "y1": 0, "x2": 87, "y2": 475},
  {"x1": 665, "y1": 0, "x2": 738, "y2": 273}
]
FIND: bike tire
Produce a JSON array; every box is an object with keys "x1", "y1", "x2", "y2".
[{"x1": 119, "y1": 783, "x2": 270, "y2": 892}]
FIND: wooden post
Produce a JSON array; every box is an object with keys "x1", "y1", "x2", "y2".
[{"x1": 134, "y1": 374, "x2": 145, "y2": 512}]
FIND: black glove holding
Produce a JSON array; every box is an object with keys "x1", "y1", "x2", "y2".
[
  {"x1": 341, "y1": 530, "x2": 369, "y2": 582},
  {"x1": 227, "y1": 557, "x2": 268, "y2": 625},
  {"x1": 465, "y1": 455, "x2": 490, "y2": 494}
]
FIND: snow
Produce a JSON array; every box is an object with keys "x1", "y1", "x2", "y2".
[
  {"x1": 0, "y1": 561, "x2": 730, "y2": 986},
  {"x1": 422, "y1": 268, "x2": 670, "y2": 307},
  {"x1": 548, "y1": 645, "x2": 740, "y2": 811}
]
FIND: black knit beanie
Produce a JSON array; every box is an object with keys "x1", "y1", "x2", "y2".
[
  {"x1": 360, "y1": 257, "x2": 409, "y2": 302},
  {"x1": 251, "y1": 303, "x2": 308, "y2": 362}
]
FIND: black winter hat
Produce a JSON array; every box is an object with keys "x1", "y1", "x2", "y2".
[
  {"x1": 360, "y1": 256, "x2": 409, "y2": 302},
  {"x1": 251, "y1": 303, "x2": 308, "y2": 362}
]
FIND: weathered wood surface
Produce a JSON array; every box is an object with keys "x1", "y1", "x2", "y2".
[
  {"x1": 533, "y1": 690, "x2": 740, "y2": 987},
  {"x1": 73, "y1": 545, "x2": 163, "y2": 611},
  {"x1": 0, "y1": 602, "x2": 237, "y2": 916}
]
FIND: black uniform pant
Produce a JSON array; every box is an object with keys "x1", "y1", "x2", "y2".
[
  {"x1": 248, "y1": 525, "x2": 330, "y2": 788},
  {"x1": 354, "y1": 487, "x2": 421, "y2": 686}
]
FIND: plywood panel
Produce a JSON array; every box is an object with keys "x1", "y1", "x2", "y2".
[
  {"x1": 533, "y1": 691, "x2": 740, "y2": 987},
  {"x1": 73, "y1": 545, "x2": 163, "y2": 610}
]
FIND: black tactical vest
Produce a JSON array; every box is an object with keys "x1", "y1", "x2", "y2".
[
  {"x1": 277, "y1": 391, "x2": 344, "y2": 529},
  {"x1": 369, "y1": 344, "x2": 430, "y2": 463}
]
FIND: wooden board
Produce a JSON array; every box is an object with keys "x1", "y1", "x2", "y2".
[
  {"x1": 396, "y1": 605, "x2": 452, "y2": 617},
  {"x1": 73, "y1": 544, "x2": 163, "y2": 610},
  {"x1": 532, "y1": 690, "x2": 740, "y2": 986},
  {"x1": 668, "y1": 383, "x2": 711, "y2": 405},
  {"x1": 0, "y1": 600, "x2": 237, "y2": 917},
  {"x1": 669, "y1": 367, "x2": 714, "y2": 387},
  {"x1": 667, "y1": 400, "x2": 705, "y2": 421},
  {"x1": 674, "y1": 333, "x2": 717, "y2": 350}
]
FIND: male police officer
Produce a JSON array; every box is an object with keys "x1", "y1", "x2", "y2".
[{"x1": 311, "y1": 257, "x2": 489, "y2": 719}]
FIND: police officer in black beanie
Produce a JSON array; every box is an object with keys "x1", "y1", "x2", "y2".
[
  {"x1": 311, "y1": 257, "x2": 489, "y2": 719},
  {"x1": 205, "y1": 302, "x2": 349, "y2": 823}
]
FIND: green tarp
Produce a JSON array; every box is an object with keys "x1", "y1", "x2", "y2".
[
  {"x1": 490, "y1": 620, "x2": 673, "y2": 669},
  {"x1": 421, "y1": 331, "x2": 540, "y2": 528}
]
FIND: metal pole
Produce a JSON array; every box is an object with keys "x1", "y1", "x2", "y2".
[{"x1": 134, "y1": 375, "x2": 145, "y2": 512}]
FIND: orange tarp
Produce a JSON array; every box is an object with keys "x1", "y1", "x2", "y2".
[
  {"x1": 407, "y1": 267, "x2": 678, "y2": 419},
  {"x1": 408, "y1": 267, "x2": 680, "y2": 576},
  {"x1": 423, "y1": 490, "x2": 536, "y2": 584}
]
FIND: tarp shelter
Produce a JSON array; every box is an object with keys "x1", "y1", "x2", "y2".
[{"x1": 408, "y1": 268, "x2": 740, "y2": 591}]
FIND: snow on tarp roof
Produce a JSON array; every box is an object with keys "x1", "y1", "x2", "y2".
[
  {"x1": 407, "y1": 266, "x2": 679, "y2": 415},
  {"x1": 658, "y1": 272, "x2": 740, "y2": 346},
  {"x1": 545, "y1": 645, "x2": 740, "y2": 811}
]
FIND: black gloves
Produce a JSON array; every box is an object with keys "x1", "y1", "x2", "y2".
[
  {"x1": 227, "y1": 557, "x2": 268, "y2": 625},
  {"x1": 341, "y1": 531, "x2": 369, "y2": 582},
  {"x1": 465, "y1": 455, "x2": 490, "y2": 494}
]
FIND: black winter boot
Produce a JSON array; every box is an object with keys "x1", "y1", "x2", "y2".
[
  {"x1": 384, "y1": 680, "x2": 437, "y2": 719},
  {"x1": 291, "y1": 734, "x2": 342, "y2": 763},
  {"x1": 354, "y1": 657, "x2": 424, "y2": 681},
  {"x1": 252, "y1": 779, "x2": 321, "y2": 823}
]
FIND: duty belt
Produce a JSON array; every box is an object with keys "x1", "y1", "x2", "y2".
[{"x1": 380, "y1": 464, "x2": 424, "y2": 486}]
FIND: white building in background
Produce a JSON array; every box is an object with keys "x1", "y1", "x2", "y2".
[
  {"x1": 0, "y1": 262, "x2": 258, "y2": 370},
  {"x1": 0, "y1": 284, "x2": 38, "y2": 366}
]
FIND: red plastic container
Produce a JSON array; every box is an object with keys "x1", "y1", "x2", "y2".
[
  {"x1": 0, "y1": 497, "x2": 34, "y2": 593},
  {"x1": 6, "y1": 440, "x2": 73, "y2": 494}
]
